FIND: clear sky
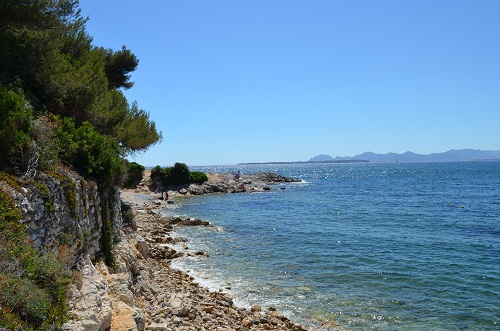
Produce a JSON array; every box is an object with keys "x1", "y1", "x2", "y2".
[{"x1": 79, "y1": 0, "x2": 500, "y2": 166}]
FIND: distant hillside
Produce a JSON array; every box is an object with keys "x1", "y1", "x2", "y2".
[
  {"x1": 309, "y1": 154, "x2": 335, "y2": 162},
  {"x1": 309, "y1": 149, "x2": 500, "y2": 163}
]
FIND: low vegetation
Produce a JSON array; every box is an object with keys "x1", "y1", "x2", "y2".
[
  {"x1": 151, "y1": 163, "x2": 208, "y2": 188},
  {"x1": 0, "y1": 187, "x2": 72, "y2": 330}
]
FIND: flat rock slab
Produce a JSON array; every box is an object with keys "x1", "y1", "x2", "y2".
[{"x1": 147, "y1": 322, "x2": 169, "y2": 331}]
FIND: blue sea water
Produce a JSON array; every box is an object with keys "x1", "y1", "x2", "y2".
[{"x1": 161, "y1": 162, "x2": 500, "y2": 330}]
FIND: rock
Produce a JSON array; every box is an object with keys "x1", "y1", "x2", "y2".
[
  {"x1": 172, "y1": 306, "x2": 188, "y2": 317},
  {"x1": 195, "y1": 251, "x2": 209, "y2": 257},
  {"x1": 169, "y1": 298, "x2": 182, "y2": 308},
  {"x1": 82, "y1": 320, "x2": 100, "y2": 331},
  {"x1": 147, "y1": 322, "x2": 169, "y2": 330},
  {"x1": 108, "y1": 273, "x2": 135, "y2": 307},
  {"x1": 169, "y1": 216, "x2": 185, "y2": 224},
  {"x1": 216, "y1": 300, "x2": 231, "y2": 307},
  {"x1": 111, "y1": 301, "x2": 140, "y2": 331},
  {"x1": 242, "y1": 318, "x2": 253, "y2": 327},
  {"x1": 132, "y1": 308, "x2": 146, "y2": 331},
  {"x1": 135, "y1": 238, "x2": 150, "y2": 260},
  {"x1": 99, "y1": 299, "x2": 112, "y2": 331},
  {"x1": 182, "y1": 218, "x2": 210, "y2": 226},
  {"x1": 163, "y1": 246, "x2": 182, "y2": 259},
  {"x1": 203, "y1": 306, "x2": 214, "y2": 313},
  {"x1": 62, "y1": 256, "x2": 112, "y2": 331}
]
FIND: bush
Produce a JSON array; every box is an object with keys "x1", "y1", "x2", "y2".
[
  {"x1": 122, "y1": 161, "x2": 145, "y2": 188},
  {"x1": 150, "y1": 163, "x2": 208, "y2": 188},
  {"x1": 150, "y1": 165, "x2": 166, "y2": 188},
  {"x1": 190, "y1": 171, "x2": 208, "y2": 184},
  {"x1": 0, "y1": 275, "x2": 50, "y2": 329},
  {"x1": 0, "y1": 85, "x2": 34, "y2": 172},
  {"x1": 152, "y1": 162, "x2": 190, "y2": 186},
  {"x1": 0, "y1": 187, "x2": 72, "y2": 330},
  {"x1": 56, "y1": 117, "x2": 124, "y2": 187},
  {"x1": 169, "y1": 162, "x2": 190, "y2": 185},
  {"x1": 150, "y1": 165, "x2": 164, "y2": 179}
]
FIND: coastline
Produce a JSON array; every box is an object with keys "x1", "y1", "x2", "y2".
[
  {"x1": 113, "y1": 169, "x2": 315, "y2": 330},
  {"x1": 119, "y1": 189, "x2": 310, "y2": 331}
]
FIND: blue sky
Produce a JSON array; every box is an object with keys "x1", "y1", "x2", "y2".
[{"x1": 79, "y1": 0, "x2": 500, "y2": 166}]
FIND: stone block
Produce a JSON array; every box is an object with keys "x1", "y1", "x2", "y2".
[{"x1": 147, "y1": 323, "x2": 169, "y2": 331}]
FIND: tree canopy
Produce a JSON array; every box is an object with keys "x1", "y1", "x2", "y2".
[
  {"x1": 105, "y1": 46, "x2": 139, "y2": 90},
  {"x1": 0, "y1": 0, "x2": 162, "y2": 184}
]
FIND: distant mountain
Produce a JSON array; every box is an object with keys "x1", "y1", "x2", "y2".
[
  {"x1": 309, "y1": 154, "x2": 335, "y2": 162},
  {"x1": 309, "y1": 149, "x2": 500, "y2": 163}
]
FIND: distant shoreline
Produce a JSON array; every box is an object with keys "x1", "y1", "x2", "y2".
[
  {"x1": 238, "y1": 159, "x2": 369, "y2": 165},
  {"x1": 305, "y1": 149, "x2": 500, "y2": 163},
  {"x1": 239, "y1": 159, "x2": 500, "y2": 166}
]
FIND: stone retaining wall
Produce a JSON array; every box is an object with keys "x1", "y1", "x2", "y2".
[
  {"x1": 1, "y1": 169, "x2": 125, "y2": 331},
  {"x1": 5, "y1": 169, "x2": 122, "y2": 262}
]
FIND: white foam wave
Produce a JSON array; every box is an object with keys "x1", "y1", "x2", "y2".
[{"x1": 170, "y1": 259, "x2": 230, "y2": 295}]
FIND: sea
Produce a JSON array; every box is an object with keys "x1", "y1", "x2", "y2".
[{"x1": 159, "y1": 161, "x2": 500, "y2": 331}]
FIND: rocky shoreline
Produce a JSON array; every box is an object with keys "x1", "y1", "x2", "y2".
[
  {"x1": 64, "y1": 172, "x2": 310, "y2": 331},
  {"x1": 121, "y1": 191, "x2": 308, "y2": 330},
  {"x1": 148, "y1": 171, "x2": 301, "y2": 197}
]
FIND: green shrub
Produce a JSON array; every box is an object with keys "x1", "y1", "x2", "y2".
[
  {"x1": 151, "y1": 163, "x2": 189, "y2": 186},
  {"x1": 0, "y1": 85, "x2": 34, "y2": 172},
  {"x1": 56, "y1": 117, "x2": 124, "y2": 187},
  {"x1": 150, "y1": 163, "x2": 208, "y2": 187},
  {"x1": 122, "y1": 161, "x2": 145, "y2": 188},
  {"x1": 169, "y1": 162, "x2": 190, "y2": 185},
  {"x1": 150, "y1": 165, "x2": 166, "y2": 192},
  {"x1": 0, "y1": 274, "x2": 49, "y2": 329},
  {"x1": 150, "y1": 165, "x2": 164, "y2": 179},
  {"x1": 150, "y1": 165, "x2": 172, "y2": 187},
  {"x1": 190, "y1": 171, "x2": 208, "y2": 184},
  {"x1": 0, "y1": 187, "x2": 72, "y2": 329}
]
